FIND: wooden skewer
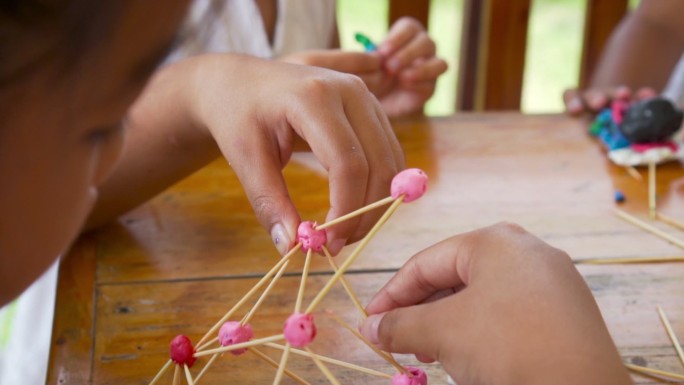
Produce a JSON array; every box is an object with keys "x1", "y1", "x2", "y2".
[
  {"x1": 242, "y1": 259, "x2": 291, "y2": 325},
  {"x1": 316, "y1": 196, "x2": 395, "y2": 230},
  {"x1": 648, "y1": 161, "x2": 656, "y2": 220},
  {"x1": 657, "y1": 305, "x2": 684, "y2": 368},
  {"x1": 625, "y1": 165, "x2": 643, "y2": 181},
  {"x1": 193, "y1": 351, "x2": 220, "y2": 385},
  {"x1": 625, "y1": 363, "x2": 684, "y2": 380},
  {"x1": 183, "y1": 364, "x2": 195, "y2": 385},
  {"x1": 272, "y1": 343, "x2": 291, "y2": 385},
  {"x1": 172, "y1": 365, "x2": 180, "y2": 385},
  {"x1": 148, "y1": 359, "x2": 173, "y2": 385},
  {"x1": 323, "y1": 246, "x2": 368, "y2": 318},
  {"x1": 250, "y1": 348, "x2": 311, "y2": 385},
  {"x1": 614, "y1": 209, "x2": 684, "y2": 249},
  {"x1": 577, "y1": 256, "x2": 684, "y2": 264},
  {"x1": 295, "y1": 249, "x2": 313, "y2": 314},
  {"x1": 197, "y1": 244, "x2": 301, "y2": 348},
  {"x1": 307, "y1": 197, "x2": 404, "y2": 313},
  {"x1": 305, "y1": 347, "x2": 341, "y2": 385},
  {"x1": 326, "y1": 311, "x2": 407, "y2": 374},
  {"x1": 264, "y1": 342, "x2": 393, "y2": 379},
  {"x1": 194, "y1": 334, "x2": 285, "y2": 357},
  {"x1": 656, "y1": 212, "x2": 684, "y2": 231}
]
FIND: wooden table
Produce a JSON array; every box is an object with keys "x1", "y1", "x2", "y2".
[{"x1": 47, "y1": 113, "x2": 684, "y2": 384}]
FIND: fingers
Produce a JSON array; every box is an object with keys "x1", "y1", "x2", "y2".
[
  {"x1": 563, "y1": 85, "x2": 654, "y2": 115},
  {"x1": 563, "y1": 88, "x2": 584, "y2": 115},
  {"x1": 399, "y1": 57, "x2": 448, "y2": 83},
  {"x1": 282, "y1": 50, "x2": 382, "y2": 75},
  {"x1": 222, "y1": 125, "x2": 301, "y2": 255},
  {"x1": 379, "y1": 17, "x2": 435, "y2": 74},
  {"x1": 282, "y1": 68, "x2": 403, "y2": 253},
  {"x1": 323, "y1": 79, "x2": 402, "y2": 251},
  {"x1": 364, "y1": 231, "x2": 474, "y2": 315},
  {"x1": 359, "y1": 301, "x2": 448, "y2": 361},
  {"x1": 343, "y1": 97, "x2": 404, "y2": 244}
]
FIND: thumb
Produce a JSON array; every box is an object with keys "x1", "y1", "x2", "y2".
[{"x1": 359, "y1": 303, "x2": 444, "y2": 361}]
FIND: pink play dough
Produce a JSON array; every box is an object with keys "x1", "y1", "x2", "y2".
[
  {"x1": 218, "y1": 321, "x2": 254, "y2": 355},
  {"x1": 391, "y1": 169, "x2": 428, "y2": 203},
  {"x1": 169, "y1": 334, "x2": 197, "y2": 368},
  {"x1": 391, "y1": 367, "x2": 428, "y2": 385},
  {"x1": 297, "y1": 221, "x2": 327, "y2": 253},
  {"x1": 283, "y1": 312, "x2": 317, "y2": 347}
]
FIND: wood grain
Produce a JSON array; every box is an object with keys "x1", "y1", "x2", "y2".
[{"x1": 48, "y1": 113, "x2": 684, "y2": 384}]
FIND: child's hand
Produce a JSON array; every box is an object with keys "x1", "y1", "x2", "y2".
[
  {"x1": 192, "y1": 54, "x2": 405, "y2": 255},
  {"x1": 376, "y1": 17, "x2": 448, "y2": 117},
  {"x1": 359, "y1": 223, "x2": 632, "y2": 385},
  {"x1": 563, "y1": 85, "x2": 657, "y2": 115}
]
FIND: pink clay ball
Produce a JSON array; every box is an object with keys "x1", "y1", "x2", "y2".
[
  {"x1": 391, "y1": 169, "x2": 428, "y2": 203},
  {"x1": 297, "y1": 221, "x2": 327, "y2": 253},
  {"x1": 283, "y1": 312, "x2": 317, "y2": 347},
  {"x1": 218, "y1": 321, "x2": 254, "y2": 355},
  {"x1": 169, "y1": 334, "x2": 197, "y2": 368},
  {"x1": 391, "y1": 367, "x2": 428, "y2": 385}
]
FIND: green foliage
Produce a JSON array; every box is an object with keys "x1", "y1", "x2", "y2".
[{"x1": 338, "y1": 0, "x2": 638, "y2": 115}]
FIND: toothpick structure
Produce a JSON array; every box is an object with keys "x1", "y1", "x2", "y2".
[{"x1": 147, "y1": 169, "x2": 430, "y2": 384}]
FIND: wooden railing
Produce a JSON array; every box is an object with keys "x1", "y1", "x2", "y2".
[{"x1": 387, "y1": 0, "x2": 630, "y2": 111}]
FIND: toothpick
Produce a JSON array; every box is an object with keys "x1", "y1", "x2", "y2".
[
  {"x1": 194, "y1": 334, "x2": 285, "y2": 357},
  {"x1": 197, "y1": 244, "x2": 301, "y2": 348},
  {"x1": 323, "y1": 246, "x2": 367, "y2": 318},
  {"x1": 316, "y1": 196, "x2": 395, "y2": 230},
  {"x1": 656, "y1": 305, "x2": 684, "y2": 368},
  {"x1": 307, "y1": 197, "x2": 404, "y2": 313},
  {"x1": 272, "y1": 343, "x2": 291, "y2": 385},
  {"x1": 649, "y1": 161, "x2": 656, "y2": 220},
  {"x1": 183, "y1": 364, "x2": 195, "y2": 385},
  {"x1": 626, "y1": 165, "x2": 643, "y2": 181},
  {"x1": 295, "y1": 249, "x2": 313, "y2": 314},
  {"x1": 264, "y1": 342, "x2": 393, "y2": 379},
  {"x1": 326, "y1": 311, "x2": 406, "y2": 374},
  {"x1": 172, "y1": 365, "x2": 180, "y2": 385},
  {"x1": 305, "y1": 347, "x2": 341, "y2": 385},
  {"x1": 250, "y1": 348, "x2": 311, "y2": 385},
  {"x1": 625, "y1": 363, "x2": 684, "y2": 380},
  {"x1": 148, "y1": 359, "x2": 173, "y2": 385},
  {"x1": 656, "y1": 212, "x2": 684, "y2": 231},
  {"x1": 614, "y1": 209, "x2": 684, "y2": 249},
  {"x1": 242, "y1": 259, "x2": 291, "y2": 325},
  {"x1": 577, "y1": 256, "x2": 684, "y2": 264},
  {"x1": 197, "y1": 337, "x2": 218, "y2": 352},
  {"x1": 193, "y1": 351, "x2": 219, "y2": 385}
]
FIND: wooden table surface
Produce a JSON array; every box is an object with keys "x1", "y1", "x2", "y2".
[{"x1": 47, "y1": 113, "x2": 684, "y2": 384}]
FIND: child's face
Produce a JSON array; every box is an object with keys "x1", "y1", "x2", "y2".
[{"x1": 0, "y1": 1, "x2": 189, "y2": 301}]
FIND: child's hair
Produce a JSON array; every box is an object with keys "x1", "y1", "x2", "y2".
[{"x1": 0, "y1": 0, "x2": 122, "y2": 86}]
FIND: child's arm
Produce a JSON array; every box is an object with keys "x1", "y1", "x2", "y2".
[
  {"x1": 564, "y1": 0, "x2": 684, "y2": 114},
  {"x1": 360, "y1": 223, "x2": 632, "y2": 385},
  {"x1": 86, "y1": 54, "x2": 405, "y2": 255}
]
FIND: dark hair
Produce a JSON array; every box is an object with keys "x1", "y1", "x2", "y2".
[{"x1": 0, "y1": 0, "x2": 122, "y2": 86}]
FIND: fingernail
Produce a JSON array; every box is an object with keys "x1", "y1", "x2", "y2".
[
  {"x1": 387, "y1": 59, "x2": 400, "y2": 72},
  {"x1": 271, "y1": 223, "x2": 291, "y2": 255},
  {"x1": 328, "y1": 238, "x2": 346, "y2": 255},
  {"x1": 568, "y1": 98, "x2": 582, "y2": 113},
  {"x1": 589, "y1": 94, "x2": 606, "y2": 109},
  {"x1": 359, "y1": 313, "x2": 384, "y2": 345}
]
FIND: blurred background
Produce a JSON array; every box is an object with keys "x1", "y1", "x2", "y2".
[{"x1": 338, "y1": 0, "x2": 641, "y2": 115}]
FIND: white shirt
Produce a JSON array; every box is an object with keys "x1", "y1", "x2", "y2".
[{"x1": 165, "y1": 0, "x2": 337, "y2": 63}]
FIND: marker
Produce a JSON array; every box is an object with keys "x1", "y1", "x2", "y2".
[{"x1": 354, "y1": 32, "x2": 377, "y2": 52}]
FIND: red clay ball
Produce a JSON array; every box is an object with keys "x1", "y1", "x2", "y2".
[{"x1": 169, "y1": 334, "x2": 197, "y2": 368}]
